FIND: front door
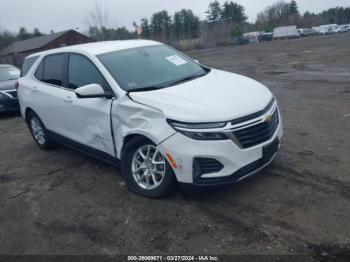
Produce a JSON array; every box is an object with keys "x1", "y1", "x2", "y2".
[{"x1": 59, "y1": 53, "x2": 115, "y2": 156}]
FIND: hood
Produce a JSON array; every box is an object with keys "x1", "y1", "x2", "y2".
[
  {"x1": 129, "y1": 69, "x2": 273, "y2": 123},
  {"x1": 0, "y1": 79, "x2": 17, "y2": 91}
]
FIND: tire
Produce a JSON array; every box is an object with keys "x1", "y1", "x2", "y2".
[
  {"x1": 27, "y1": 111, "x2": 54, "y2": 150},
  {"x1": 121, "y1": 137, "x2": 177, "y2": 198}
]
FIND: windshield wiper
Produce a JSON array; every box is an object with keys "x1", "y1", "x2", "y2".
[
  {"x1": 127, "y1": 86, "x2": 165, "y2": 93},
  {"x1": 166, "y1": 73, "x2": 206, "y2": 87},
  {"x1": 127, "y1": 72, "x2": 208, "y2": 93}
]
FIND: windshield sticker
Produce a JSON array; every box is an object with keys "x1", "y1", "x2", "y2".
[{"x1": 166, "y1": 55, "x2": 188, "y2": 66}]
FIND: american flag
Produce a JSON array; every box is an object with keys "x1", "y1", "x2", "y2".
[{"x1": 133, "y1": 22, "x2": 143, "y2": 36}]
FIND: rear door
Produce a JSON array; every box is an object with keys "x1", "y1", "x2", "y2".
[
  {"x1": 59, "y1": 53, "x2": 115, "y2": 156},
  {"x1": 30, "y1": 53, "x2": 73, "y2": 135}
]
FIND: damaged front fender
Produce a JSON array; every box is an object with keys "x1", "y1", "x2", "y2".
[{"x1": 112, "y1": 95, "x2": 176, "y2": 159}]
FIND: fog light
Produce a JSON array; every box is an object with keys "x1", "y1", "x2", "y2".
[{"x1": 193, "y1": 158, "x2": 224, "y2": 180}]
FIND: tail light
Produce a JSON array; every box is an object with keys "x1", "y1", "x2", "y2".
[{"x1": 15, "y1": 81, "x2": 19, "y2": 90}]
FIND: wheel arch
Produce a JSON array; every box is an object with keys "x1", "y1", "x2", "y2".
[
  {"x1": 120, "y1": 133, "x2": 178, "y2": 197},
  {"x1": 24, "y1": 107, "x2": 46, "y2": 129},
  {"x1": 121, "y1": 133, "x2": 155, "y2": 157},
  {"x1": 25, "y1": 107, "x2": 36, "y2": 122},
  {"x1": 120, "y1": 133, "x2": 178, "y2": 178}
]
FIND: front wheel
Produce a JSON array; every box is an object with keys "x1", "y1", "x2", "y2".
[{"x1": 122, "y1": 138, "x2": 177, "y2": 198}]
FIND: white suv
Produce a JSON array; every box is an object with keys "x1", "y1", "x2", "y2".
[{"x1": 18, "y1": 40, "x2": 283, "y2": 198}]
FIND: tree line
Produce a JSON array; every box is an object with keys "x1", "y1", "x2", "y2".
[
  {"x1": 135, "y1": 1, "x2": 247, "y2": 44},
  {"x1": 256, "y1": 1, "x2": 350, "y2": 31},
  {"x1": 1, "y1": 0, "x2": 350, "y2": 51},
  {"x1": 0, "y1": 27, "x2": 45, "y2": 50}
]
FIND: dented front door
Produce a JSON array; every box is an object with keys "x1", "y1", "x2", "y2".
[{"x1": 61, "y1": 96, "x2": 115, "y2": 156}]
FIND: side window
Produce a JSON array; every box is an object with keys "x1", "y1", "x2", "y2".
[
  {"x1": 21, "y1": 56, "x2": 38, "y2": 77},
  {"x1": 68, "y1": 54, "x2": 109, "y2": 91},
  {"x1": 40, "y1": 54, "x2": 65, "y2": 86}
]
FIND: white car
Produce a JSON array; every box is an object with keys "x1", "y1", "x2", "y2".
[
  {"x1": 18, "y1": 40, "x2": 283, "y2": 198},
  {"x1": 336, "y1": 25, "x2": 350, "y2": 33}
]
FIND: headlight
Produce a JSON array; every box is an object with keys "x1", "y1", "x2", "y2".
[{"x1": 167, "y1": 119, "x2": 229, "y2": 140}]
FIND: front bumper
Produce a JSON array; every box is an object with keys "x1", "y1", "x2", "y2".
[
  {"x1": 158, "y1": 113, "x2": 283, "y2": 185},
  {"x1": 0, "y1": 91, "x2": 19, "y2": 112}
]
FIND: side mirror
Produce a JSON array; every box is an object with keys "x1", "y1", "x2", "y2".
[{"x1": 75, "y1": 84, "x2": 112, "y2": 99}]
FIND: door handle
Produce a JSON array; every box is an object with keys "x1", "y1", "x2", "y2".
[
  {"x1": 32, "y1": 86, "x2": 39, "y2": 93},
  {"x1": 63, "y1": 96, "x2": 73, "y2": 103}
]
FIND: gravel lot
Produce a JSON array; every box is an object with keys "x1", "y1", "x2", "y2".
[{"x1": 0, "y1": 33, "x2": 349, "y2": 259}]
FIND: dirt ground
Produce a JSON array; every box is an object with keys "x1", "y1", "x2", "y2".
[{"x1": 0, "y1": 33, "x2": 349, "y2": 259}]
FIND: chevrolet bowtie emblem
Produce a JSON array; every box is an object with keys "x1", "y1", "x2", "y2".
[{"x1": 265, "y1": 115, "x2": 273, "y2": 122}]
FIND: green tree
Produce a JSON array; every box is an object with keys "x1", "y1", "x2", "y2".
[
  {"x1": 173, "y1": 9, "x2": 200, "y2": 39},
  {"x1": 231, "y1": 25, "x2": 243, "y2": 37},
  {"x1": 173, "y1": 12, "x2": 183, "y2": 38},
  {"x1": 303, "y1": 11, "x2": 311, "y2": 17},
  {"x1": 206, "y1": 0, "x2": 222, "y2": 23},
  {"x1": 150, "y1": 10, "x2": 172, "y2": 41},
  {"x1": 0, "y1": 30, "x2": 16, "y2": 50},
  {"x1": 113, "y1": 27, "x2": 135, "y2": 40},
  {"x1": 33, "y1": 28, "x2": 43, "y2": 37},
  {"x1": 88, "y1": 26, "x2": 135, "y2": 41},
  {"x1": 221, "y1": 1, "x2": 247, "y2": 24},
  {"x1": 320, "y1": 7, "x2": 350, "y2": 24},
  {"x1": 140, "y1": 18, "x2": 151, "y2": 38},
  {"x1": 256, "y1": 1, "x2": 293, "y2": 30},
  {"x1": 289, "y1": 0, "x2": 299, "y2": 16},
  {"x1": 17, "y1": 27, "x2": 30, "y2": 40}
]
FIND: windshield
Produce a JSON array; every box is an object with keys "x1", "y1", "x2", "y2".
[
  {"x1": 0, "y1": 66, "x2": 20, "y2": 81},
  {"x1": 98, "y1": 45, "x2": 207, "y2": 92}
]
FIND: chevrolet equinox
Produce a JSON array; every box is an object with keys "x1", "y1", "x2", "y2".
[{"x1": 18, "y1": 40, "x2": 283, "y2": 198}]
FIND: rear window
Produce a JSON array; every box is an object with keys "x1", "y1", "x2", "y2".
[
  {"x1": 21, "y1": 56, "x2": 38, "y2": 77},
  {"x1": 35, "y1": 54, "x2": 66, "y2": 86}
]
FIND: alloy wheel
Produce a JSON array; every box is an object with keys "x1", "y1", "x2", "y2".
[
  {"x1": 131, "y1": 145, "x2": 166, "y2": 190},
  {"x1": 31, "y1": 117, "x2": 46, "y2": 145}
]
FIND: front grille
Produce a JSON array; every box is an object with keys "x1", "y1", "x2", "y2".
[
  {"x1": 193, "y1": 158, "x2": 224, "y2": 181},
  {"x1": 231, "y1": 98, "x2": 275, "y2": 125},
  {"x1": 233, "y1": 109, "x2": 279, "y2": 148},
  {"x1": 5, "y1": 90, "x2": 17, "y2": 98}
]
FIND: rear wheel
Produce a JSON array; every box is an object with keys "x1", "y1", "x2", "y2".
[
  {"x1": 122, "y1": 138, "x2": 177, "y2": 198},
  {"x1": 27, "y1": 111, "x2": 54, "y2": 150}
]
